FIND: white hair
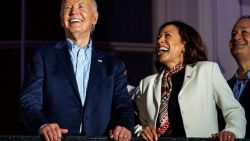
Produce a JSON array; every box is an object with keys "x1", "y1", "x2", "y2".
[{"x1": 92, "y1": 0, "x2": 98, "y2": 13}]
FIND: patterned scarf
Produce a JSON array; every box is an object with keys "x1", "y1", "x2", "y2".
[{"x1": 159, "y1": 61, "x2": 184, "y2": 134}]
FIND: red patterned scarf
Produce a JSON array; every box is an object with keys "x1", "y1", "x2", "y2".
[{"x1": 159, "y1": 61, "x2": 184, "y2": 134}]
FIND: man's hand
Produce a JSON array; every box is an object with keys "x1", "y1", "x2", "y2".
[
  {"x1": 39, "y1": 123, "x2": 68, "y2": 141},
  {"x1": 212, "y1": 131, "x2": 236, "y2": 141},
  {"x1": 109, "y1": 125, "x2": 132, "y2": 141},
  {"x1": 140, "y1": 126, "x2": 161, "y2": 141}
]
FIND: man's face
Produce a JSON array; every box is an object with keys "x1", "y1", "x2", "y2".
[
  {"x1": 60, "y1": 0, "x2": 98, "y2": 37},
  {"x1": 230, "y1": 18, "x2": 250, "y2": 60}
]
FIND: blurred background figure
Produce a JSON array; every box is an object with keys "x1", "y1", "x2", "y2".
[{"x1": 228, "y1": 15, "x2": 250, "y2": 139}]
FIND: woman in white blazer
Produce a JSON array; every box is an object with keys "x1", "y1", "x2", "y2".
[{"x1": 135, "y1": 21, "x2": 246, "y2": 141}]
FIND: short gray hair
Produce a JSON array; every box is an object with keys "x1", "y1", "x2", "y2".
[
  {"x1": 60, "y1": 0, "x2": 98, "y2": 13},
  {"x1": 236, "y1": 15, "x2": 250, "y2": 23},
  {"x1": 92, "y1": 0, "x2": 98, "y2": 13}
]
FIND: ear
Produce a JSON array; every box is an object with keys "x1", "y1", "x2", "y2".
[
  {"x1": 92, "y1": 12, "x2": 99, "y2": 26},
  {"x1": 182, "y1": 48, "x2": 185, "y2": 53}
]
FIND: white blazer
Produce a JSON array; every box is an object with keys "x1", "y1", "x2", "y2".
[{"x1": 135, "y1": 61, "x2": 246, "y2": 138}]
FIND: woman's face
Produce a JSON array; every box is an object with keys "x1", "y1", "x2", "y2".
[{"x1": 157, "y1": 24, "x2": 185, "y2": 69}]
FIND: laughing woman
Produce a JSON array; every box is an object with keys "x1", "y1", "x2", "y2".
[{"x1": 135, "y1": 21, "x2": 246, "y2": 141}]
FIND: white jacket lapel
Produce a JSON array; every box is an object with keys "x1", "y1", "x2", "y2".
[
  {"x1": 179, "y1": 65, "x2": 197, "y2": 96},
  {"x1": 153, "y1": 71, "x2": 164, "y2": 106}
]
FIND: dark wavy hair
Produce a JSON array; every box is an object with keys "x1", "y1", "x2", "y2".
[{"x1": 155, "y1": 20, "x2": 207, "y2": 70}]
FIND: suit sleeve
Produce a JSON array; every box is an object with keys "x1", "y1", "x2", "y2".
[
  {"x1": 19, "y1": 48, "x2": 48, "y2": 134},
  {"x1": 112, "y1": 60, "x2": 135, "y2": 132},
  {"x1": 212, "y1": 63, "x2": 246, "y2": 138}
]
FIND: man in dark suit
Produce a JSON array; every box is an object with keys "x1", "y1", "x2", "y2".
[
  {"x1": 19, "y1": 0, "x2": 134, "y2": 141},
  {"x1": 228, "y1": 15, "x2": 250, "y2": 138}
]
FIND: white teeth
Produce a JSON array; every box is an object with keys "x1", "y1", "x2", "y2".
[
  {"x1": 232, "y1": 42, "x2": 247, "y2": 48},
  {"x1": 158, "y1": 47, "x2": 169, "y2": 54},
  {"x1": 159, "y1": 48, "x2": 169, "y2": 52},
  {"x1": 70, "y1": 19, "x2": 81, "y2": 23}
]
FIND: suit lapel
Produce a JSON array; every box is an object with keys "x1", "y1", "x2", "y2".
[
  {"x1": 228, "y1": 74, "x2": 250, "y2": 103},
  {"x1": 240, "y1": 81, "x2": 250, "y2": 102},
  {"x1": 179, "y1": 64, "x2": 196, "y2": 96},
  {"x1": 54, "y1": 41, "x2": 81, "y2": 102},
  {"x1": 154, "y1": 65, "x2": 195, "y2": 105},
  {"x1": 227, "y1": 75, "x2": 236, "y2": 89},
  {"x1": 84, "y1": 49, "x2": 103, "y2": 105},
  {"x1": 84, "y1": 48, "x2": 106, "y2": 108},
  {"x1": 153, "y1": 71, "x2": 164, "y2": 110}
]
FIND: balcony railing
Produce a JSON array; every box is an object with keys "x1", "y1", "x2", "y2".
[{"x1": 0, "y1": 136, "x2": 249, "y2": 141}]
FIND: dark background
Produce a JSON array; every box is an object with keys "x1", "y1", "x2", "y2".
[{"x1": 0, "y1": 0, "x2": 153, "y2": 134}]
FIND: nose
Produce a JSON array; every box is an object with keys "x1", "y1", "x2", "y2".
[
  {"x1": 157, "y1": 35, "x2": 164, "y2": 44},
  {"x1": 232, "y1": 31, "x2": 242, "y2": 41},
  {"x1": 69, "y1": 6, "x2": 78, "y2": 15}
]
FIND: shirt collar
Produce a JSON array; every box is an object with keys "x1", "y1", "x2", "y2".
[
  {"x1": 234, "y1": 70, "x2": 250, "y2": 80},
  {"x1": 66, "y1": 38, "x2": 93, "y2": 51}
]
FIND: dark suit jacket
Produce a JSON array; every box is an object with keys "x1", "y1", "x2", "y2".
[
  {"x1": 228, "y1": 77, "x2": 250, "y2": 138},
  {"x1": 19, "y1": 40, "x2": 134, "y2": 137}
]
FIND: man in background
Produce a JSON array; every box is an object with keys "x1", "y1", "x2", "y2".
[{"x1": 228, "y1": 15, "x2": 250, "y2": 138}]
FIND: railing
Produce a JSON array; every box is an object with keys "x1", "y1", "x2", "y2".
[{"x1": 0, "y1": 136, "x2": 249, "y2": 141}]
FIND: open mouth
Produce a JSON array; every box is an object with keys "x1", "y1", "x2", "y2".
[
  {"x1": 158, "y1": 47, "x2": 169, "y2": 55},
  {"x1": 231, "y1": 42, "x2": 247, "y2": 49},
  {"x1": 69, "y1": 19, "x2": 82, "y2": 23}
]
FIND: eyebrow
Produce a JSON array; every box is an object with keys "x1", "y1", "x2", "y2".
[
  {"x1": 232, "y1": 26, "x2": 250, "y2": 31},
  {"x1": 63, "y1": 3, "x2": 71, "y2": 6},
  {"x1": 161, "y1": 31, "x2": 171, "y2": 34},
  {"x1": 238, "y1": 26, "x2": 250, "y2": 29},
  {"x1": 63, "y1": 1, "x2": 86, "y2": 6}
]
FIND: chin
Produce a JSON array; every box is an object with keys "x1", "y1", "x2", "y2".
[
  {"x1": 159, "y1": 59, "x2": 167, "y2": 64},
  {"x1": 159, "y1": 55, "x2": 169, "y2": 61}
]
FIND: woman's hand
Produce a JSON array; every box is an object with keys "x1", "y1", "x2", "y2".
[
  {"x1": 140, "y1": 125, "x2": 161, "y2": 141},
  {"x1": 212, "y1": 131, "x2": 236, "y2": 141}
]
